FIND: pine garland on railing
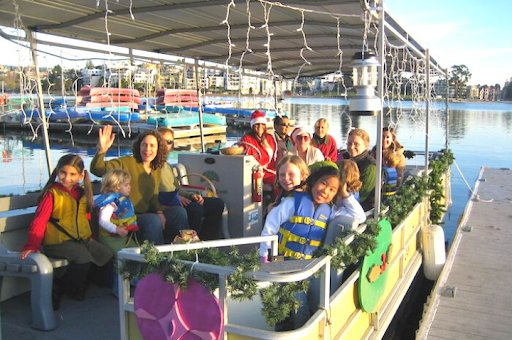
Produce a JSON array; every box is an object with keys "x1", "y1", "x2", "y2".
[
  {"x1": 121, "y1": 242, "x2": 259, "y2": 299},
  {"x1": 120, "y1": 150, "x2": 454, "y2": 327},
  {"x1": 260, "y1": 280, "x2": 309, "y2": 327},
  {"x1": 321, "y1": 148, "x2": 454, "y2": 270},
  {"x1": 428, "y1": 149, "x2": 454, "y2": 224}
]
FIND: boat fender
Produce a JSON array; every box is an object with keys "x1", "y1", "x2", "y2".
[{"x1": 422, "y1": 224, "x2": 446, "y2": 281}]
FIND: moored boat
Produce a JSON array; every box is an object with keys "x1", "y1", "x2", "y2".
[{"x1": 146, "y1": 110, "x2": 226, "y2": 128}]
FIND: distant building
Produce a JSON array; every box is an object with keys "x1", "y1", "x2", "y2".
[{"x1": 81, "y1": 68, "x2": 105, "y2": 87}]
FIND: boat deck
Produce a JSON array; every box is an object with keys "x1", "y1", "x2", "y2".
[
  {"x1": 418, "y1": 167, "x2": 512, "y2": 339},
  {"x1": 1, "y1": 285, "x2": 119, "y2": 340}
]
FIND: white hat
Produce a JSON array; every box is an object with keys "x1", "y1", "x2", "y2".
[
  {"x1": 250, "y1": 110, "x2": 267, "y2": 127},
  {"x1": 291, "y1": 126, "x2": 311, "y2": 143}
]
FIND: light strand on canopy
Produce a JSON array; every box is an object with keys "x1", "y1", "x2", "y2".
[
  {"x1": 98, "y1": 0, "x2": 138, "y2": 138},
  {"x1": 12, "y1": 0, "x2": 39, "y2": 140},
  {"x1": 261, "y1": 1, "x2": 274, "y2": 79},
  {"x1": 335, "y1": 17, "x2": 351, "y2": 128},
  {"x1": 292, "y1": 10, "x2": 312, "y2": 93},
  {"x1": 237, "y1": 0, "x2": 255, "y2": 103},
  {"x1": 222, "y1": 0, "x2": 236, "y2": 84},
  {"x1": 258, "y1": 0, "x2": 360, "y2": 19}
]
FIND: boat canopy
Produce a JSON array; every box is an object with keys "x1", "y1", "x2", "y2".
[{"x1": 0, "y1": 0, "x2": 443, "y2": 78}]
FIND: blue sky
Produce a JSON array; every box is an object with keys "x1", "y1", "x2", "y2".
[
  {"x1": 387, "y1": 0, "x2": 512, "y2": 86},
  {"x1": 0, "y1": 0, "x2": 510, "y2": 87}
]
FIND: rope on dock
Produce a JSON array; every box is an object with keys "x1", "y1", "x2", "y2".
[{"x1": 453, "y1": 161, "x2": 494, "y2": 203}]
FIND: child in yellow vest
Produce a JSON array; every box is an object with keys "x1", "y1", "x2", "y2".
[{"x1": 20, "y1": 154, "x2": 112, "y2": 309}]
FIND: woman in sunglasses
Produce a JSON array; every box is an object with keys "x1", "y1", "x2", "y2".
[
  {"x1": 158, "y1": 127, "x2": 224, "y2": 241},
  {"x1": 290, "y1": 127, "x2": 325, "y2": 166}
]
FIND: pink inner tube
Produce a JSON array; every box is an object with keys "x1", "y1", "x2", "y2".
[{"x1": 134, "y1": 274, "x2": 223, "y2": 340}]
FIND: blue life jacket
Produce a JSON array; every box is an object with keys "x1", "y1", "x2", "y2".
[
  {"x1": 277, "y1": 192, "x2": 331, "y2": 259},
  {"x1": 382, "y1": 166, "x2": 398, "y2": 196},
  {"x1": 94, "y1": 192, "x2": 137, "y2": 226},
  {"x1": 353, "y1": 191, "x2": 360, "y2": 202}
]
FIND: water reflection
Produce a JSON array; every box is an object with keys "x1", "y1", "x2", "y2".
[{"x1": 1, "y1": 101, "x2": 512, "y2": 244}]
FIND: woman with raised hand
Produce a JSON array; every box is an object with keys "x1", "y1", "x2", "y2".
[{"x1": 90, "y1": 125, "x2": 168, "y2": 245}]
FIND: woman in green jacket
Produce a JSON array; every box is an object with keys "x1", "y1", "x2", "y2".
[{"x1": 90, "y1": 125, "x2": 169, "y2": 244}]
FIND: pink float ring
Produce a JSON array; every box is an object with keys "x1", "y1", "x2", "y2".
[{"x1": 134, "y1": 273, "x2": 223, "y2": 340}]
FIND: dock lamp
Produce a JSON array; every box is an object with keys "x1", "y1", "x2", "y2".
[{"x1": 349, "y1": 50, "x2": 381, "y2": 116}]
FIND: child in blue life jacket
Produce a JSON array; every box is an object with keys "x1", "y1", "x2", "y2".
[
  {"x1": 266, "y1": 155, "x2": 310, "y2": 214},
  {"x1": 258, "y1": 162, "x2": 340, "y2": 330},
  {"x1": 94, "y1": 169, "x2": 139, "y2": 252},
  {"x1": 259, "y1": 162, "x2": 340, "y2": 262},
  {"x1": 19, "y1": 154, "x2": 113, "y2": 309}
]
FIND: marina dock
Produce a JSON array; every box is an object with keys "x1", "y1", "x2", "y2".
[{"x1": 417, "y1": 167, "x2": 512, "y2": 339}]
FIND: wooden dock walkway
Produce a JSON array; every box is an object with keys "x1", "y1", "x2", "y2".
[{"x1": 417, "y1": 167, "x2": 512, "y2": 340}]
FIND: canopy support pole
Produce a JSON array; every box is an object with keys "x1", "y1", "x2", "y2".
[
  {"x1": 27, "y1": 29, "x2": 52, "y2": 177},
  {"x1": 195, "y1": 59, "x2": 205, "y2": 152},
  {"x1": 445, "y1": 68, "x2": 450, "y2": 149},
  {"x1": 425, "y1": 49, "x2": 431, "y2": 172},
  {"x1": 374, "y1": 3, "x2": 385, "y2": 219}
]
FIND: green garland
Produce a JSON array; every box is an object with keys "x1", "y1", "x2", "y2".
[
  {"x1": 428, "y1": 149, "x2": 454, "y2": 224},
  {"x1": 259, "y1": 280, "x2": 309, "y2": 327},
  {"x1": 320, "y1": 148, "x2": 454, "y2": 270},
  {"x1": 121, "y1": 149, "x2": 455, "y2": 328},
  {"x1": 121, "y1": 242, "x2": 259, "y2": 299}
]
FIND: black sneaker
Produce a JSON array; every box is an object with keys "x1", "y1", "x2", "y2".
[
  {"x1": 68, "y1": 285, "x2": 87, "y2": 301},
  {"x1": 52, "y1": 285, "x2": 62, "y2": 310}
]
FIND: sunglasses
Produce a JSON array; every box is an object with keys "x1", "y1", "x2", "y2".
[
  {"x1": 166, "y1": 139, "x2": 174, "y2": 146},
  {"x1": 296, "y1": 135, "x2": 310, "y2": 141},
  {"x1": 280, "y1": 123, "x2": 291, "y2": 127}
]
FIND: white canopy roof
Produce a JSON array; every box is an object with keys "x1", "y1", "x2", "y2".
[{"x1": 0, "y1": 0, "x2": 443, "y2": 78}]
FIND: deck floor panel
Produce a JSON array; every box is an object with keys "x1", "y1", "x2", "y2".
[
  {"x1": 1, "y1": 285, "x2": 119, "y2": 339},
  {"x1": 421, "y1": 168, "x2": 512, "y2": 339}
]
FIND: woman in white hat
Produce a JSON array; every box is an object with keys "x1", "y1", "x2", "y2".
[
  {"x1": 290, "y1": 127, "x2": 325, "y2": 166},
  {"x1": 240, "y1": 110, "x2": 277, "y2": 185}
]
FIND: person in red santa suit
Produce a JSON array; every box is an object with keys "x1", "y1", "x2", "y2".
[{"x1": 240, "y1": 110, "x2": 277, "y2": 185}]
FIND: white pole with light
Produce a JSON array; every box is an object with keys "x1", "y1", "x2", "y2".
[
  {"x1": 194, "y1": 58, "x2": 205, "y2": 153},
  {"x1": 374, "y1": 1, "x2": 385, "y2": 219}
]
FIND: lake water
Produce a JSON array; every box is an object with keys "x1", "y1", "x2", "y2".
[{"x1": 1, "y1": 98, "x2": 511, "y2": 244}]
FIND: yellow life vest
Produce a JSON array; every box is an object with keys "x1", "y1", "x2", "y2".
[{"x1": 43, "y1": 186, "x2": 91, "y2": 245}]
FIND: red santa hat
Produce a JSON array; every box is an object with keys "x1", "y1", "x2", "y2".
[{"x1": 250, "y1": 110, "x2": 267, "y2": 128}]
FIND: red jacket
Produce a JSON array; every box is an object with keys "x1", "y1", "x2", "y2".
[
  {"x1": 312, "y1": 134, "x2": 338, "y2": 162},
  {"x1": 240, "y1": 132, "x2": 277, "y2": 184}
]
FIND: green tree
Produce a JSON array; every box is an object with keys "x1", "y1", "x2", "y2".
[
  {"x1": 85, "y1": 60, "x2": 95, "y2": 69},
  {"x1": 449, "y1": 65, "x2": 471, "y2": 100}
]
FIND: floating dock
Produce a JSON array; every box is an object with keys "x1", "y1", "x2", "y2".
[{"x1": 417, "y1": 167, "x2": 512, "y2": 339}]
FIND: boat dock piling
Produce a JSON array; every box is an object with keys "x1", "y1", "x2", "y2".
[{"x1": 417, "y1": 167, "x2": 512, "y2": 339}]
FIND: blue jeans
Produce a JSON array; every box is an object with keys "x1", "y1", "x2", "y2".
[
  {"x1": 162, "y1": 205, "x2": 189, "y2": 243},
  {"x1": 136, "y1": 213, "x2": 164, "y2": 245}
]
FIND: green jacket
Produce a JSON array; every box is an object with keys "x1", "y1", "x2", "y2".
[{"x1": 90, "y1": 153, "x2": 162, "y2": 214}]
